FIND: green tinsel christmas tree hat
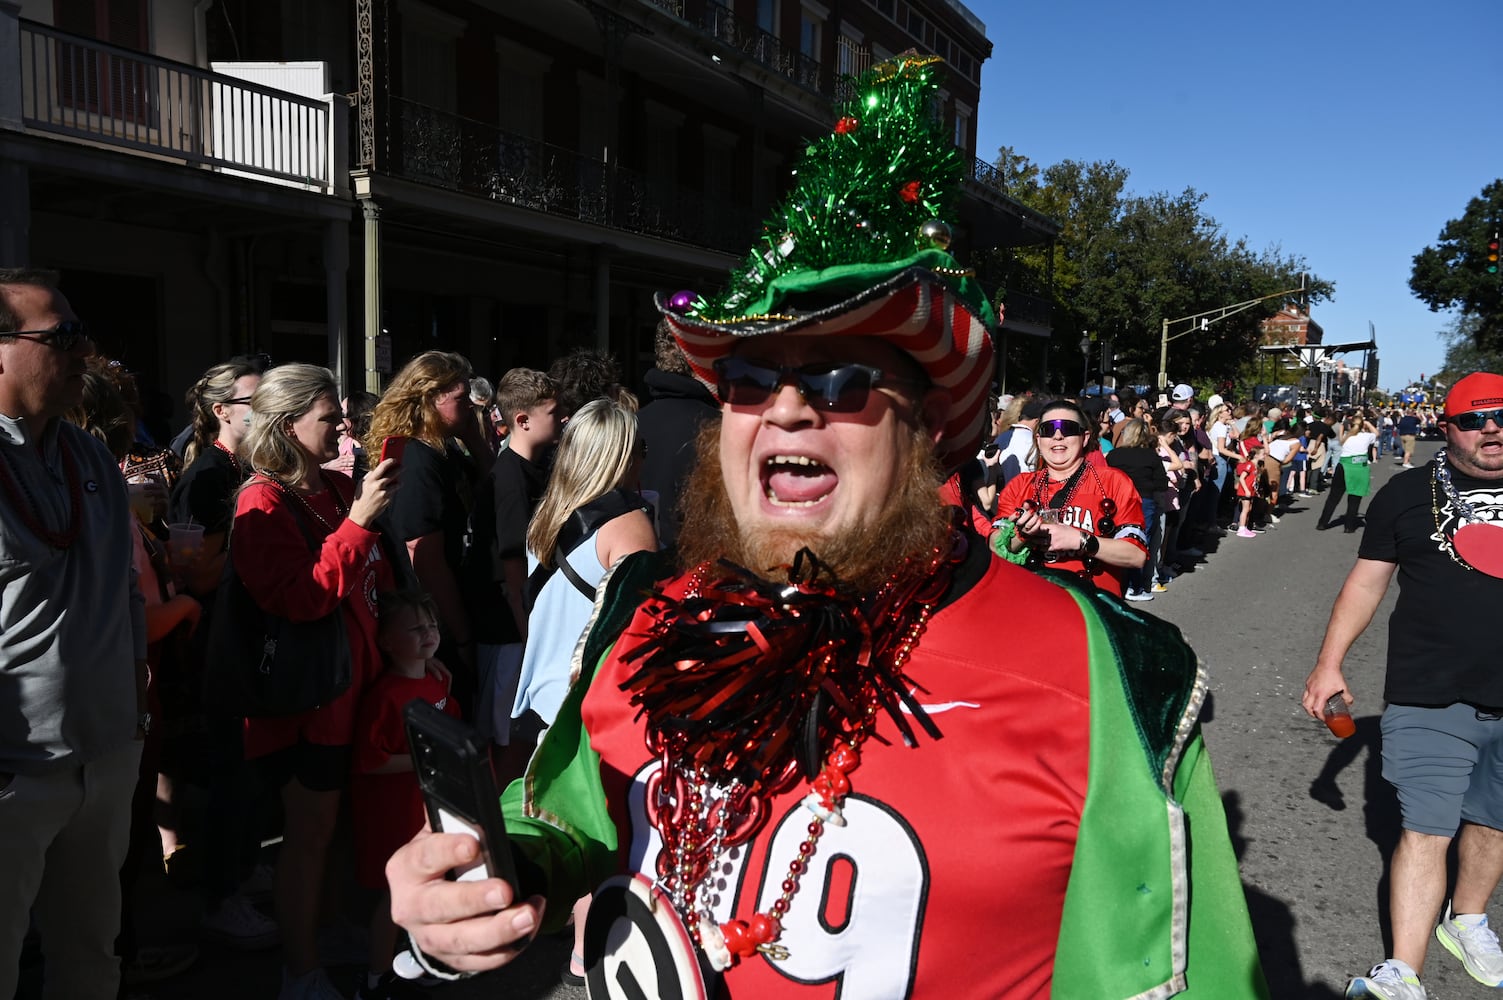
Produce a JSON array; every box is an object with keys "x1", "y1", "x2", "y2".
[{"x1": 659, "y1": 54, "x2": 999, "y2": 469}]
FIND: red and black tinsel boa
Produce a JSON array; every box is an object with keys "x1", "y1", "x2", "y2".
[{"x1": 616, "y1": 531, "x2": 966, "y2": 827}]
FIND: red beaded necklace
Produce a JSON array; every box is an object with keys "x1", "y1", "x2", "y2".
[
  {"x1": 0, "y1": 435, "x2": 85, "y2": 550},
  {"x1": 212, "y1": 439, "x2": 242, "y2": 478},
  {"x1": 620, "y1": 534, "x2": 960, "y2": 971},
  {"x1": 259, "y1": 469, "x2": 348, "y2": 533}
]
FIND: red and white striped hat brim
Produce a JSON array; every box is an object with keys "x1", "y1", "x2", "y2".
[{"x1": 659, "y1": 267, "x2": 996, "y2": 470}]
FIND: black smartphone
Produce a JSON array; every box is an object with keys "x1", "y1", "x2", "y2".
[{"x1": 403, "y1": 701, "x2": 518, "y2": 893}]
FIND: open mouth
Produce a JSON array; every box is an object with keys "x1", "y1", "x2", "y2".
[{"x1": 762, "y1": 454, "x2": 837, "y2": 508}]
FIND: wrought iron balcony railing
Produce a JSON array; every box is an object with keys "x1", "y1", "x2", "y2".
[
  {"x1": 633, "y1": 0, "x2": 823, "y2": 95},
  {"x1": 13, "y1": 19, "x2": 339, "y2": 193},
  {"x1": 388, "y1": 97, "x2": 758, "y2": 254}
]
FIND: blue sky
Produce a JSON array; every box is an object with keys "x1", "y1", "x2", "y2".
[{"x1": 967, "y1": 0, "x2": 1502, "y2": 391}]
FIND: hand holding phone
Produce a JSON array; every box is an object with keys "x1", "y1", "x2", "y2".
[
  {"x1": 381, "y1": 435, "x2": 410, "y2": 467},
  {"x1": 404, "y1": 701, "x2": 518, "y2": 892}
]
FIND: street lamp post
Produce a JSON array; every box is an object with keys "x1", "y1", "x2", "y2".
[
  {"x1": 1079, "y1": 333, "x2": 1091, "y2": 392},
  {"x1": 1157, "y1": 279, "x2": 1308, "y2": 390}
]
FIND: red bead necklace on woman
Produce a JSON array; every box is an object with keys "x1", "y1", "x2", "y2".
[
  {"x1": 212, "y1": 439, "x2": 242, "y2": 479},
  {"x1": 260, "y1": 469, "x2": 349, "y2": 534}
]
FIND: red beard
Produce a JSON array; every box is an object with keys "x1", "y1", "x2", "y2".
[{"x1": 675, "y1": 421, "x2": 952, "y2": 593}]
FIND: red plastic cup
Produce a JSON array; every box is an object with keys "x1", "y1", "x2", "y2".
[{"x1": 1323, "y1": 694, "x2": 1355, "y2": 738}]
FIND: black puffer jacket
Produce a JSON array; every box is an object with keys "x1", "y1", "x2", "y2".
[{"x1": 637, "y1": 368, "x2": 719, "y2": 547}]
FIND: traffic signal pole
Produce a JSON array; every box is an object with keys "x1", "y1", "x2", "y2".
[{"x1": 1157, "y1": 278, "x2": 1308, "y2": 390}]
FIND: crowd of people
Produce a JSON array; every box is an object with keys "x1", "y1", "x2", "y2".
[
  {"x1": 0, "y1": 265, "x2": 726, "y2": 1000},
  {"x1": 965, "y1": 384, "x2": 1411, "y2": 602},
  {"x1": 0, "y1": 220, "x2": 1266, "y2": 1000},
  {"x1": 9, "y1": 51, "x2": 1479, "y2": 1000}
]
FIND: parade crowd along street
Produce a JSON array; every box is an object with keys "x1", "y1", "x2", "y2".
[{"x1": 3, "y1": 54, "x2": 1498, "y2": 1000}]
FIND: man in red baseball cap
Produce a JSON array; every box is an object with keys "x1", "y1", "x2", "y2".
[{"x1": 1306, "y1": 371, "x2": 1503, "y2": 999}]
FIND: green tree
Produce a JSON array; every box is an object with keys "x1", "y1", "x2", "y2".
[
  {"x1": 1410, "y1": 179, "x2": 1503, "y2": 348},
  {"x1": 1436, "y1": 314, "x2": 1503, "y2": 385},
  {"x1": 983, "y1": 147, "x2": 1331, "y2": 390}
]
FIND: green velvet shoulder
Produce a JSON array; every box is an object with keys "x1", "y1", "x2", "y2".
[
  {"x1": 1036, "y1": 569, "x2": 1200, "y2": 786},
  {"x1": 577, "y1": 548, "x2": 676, "y2": 685}
]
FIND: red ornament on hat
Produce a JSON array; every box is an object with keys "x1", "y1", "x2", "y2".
[
  {"x1": 834, "y1": 116, "x2": 859, "y2": 134},
  {"x1": 898, "y1": 180, "x2": 921, "y2": 203}
]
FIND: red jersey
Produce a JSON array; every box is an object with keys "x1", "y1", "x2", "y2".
[
  {"x1": 937, "y1": 472, "x2": 993, "y2": 536},
  {"x1": 233, "y1": 474, "x2": 394, "y2": 755},
  {"x1": 582, "y1": 556, "x2": 1090, "y2": 999},
  {"x1": 352, "y1": 670, "x2": 460, "y2": 888},
  {"x1": 1234, "y1": 461, "x2": 1259, "y2": 498},
  {"x1": 993, "y1": 465, "x2": 1147, "y2": 596}
]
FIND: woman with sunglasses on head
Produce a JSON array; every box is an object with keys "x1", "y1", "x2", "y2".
[
  {"x1": 993, "y1": 399, "x2": 1149, "y2": 596},
  {"x1": 166, "y1": 358, "x2": 281, "y2": 950}
]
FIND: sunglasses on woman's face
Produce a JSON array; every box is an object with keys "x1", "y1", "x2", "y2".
[
  {"x1": 1039, "y1": 418, "x2": 1086, "y2": 438},
  {"x1": 713, "y1": 357, "x2": 922, "y2": 413}
]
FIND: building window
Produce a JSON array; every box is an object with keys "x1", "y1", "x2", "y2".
[
  {"x1": 873, "y1": 0, "x2": 894, "y2": 15},
  {"x1": 400, "y1": 1, "x2": 465, "y2": 114},
  {"x1": 53, "y1": 0, "x2": 150, "y2": 122},
  {"x1": 757, "y1": 0, "x2": 779, "y2": 34},
  {"x1": 835, "y1": 32, "x2": 868, "y2": 96},
  {"x1": 953, "y1": 103, "x2": 971, "y2": 151},
  {"x1": 800, "y1": 12, "x2": 821, "y2": 59}
]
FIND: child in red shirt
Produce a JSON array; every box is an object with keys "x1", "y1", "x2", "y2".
[
  {"x1": 351, "y1": 591, "x2": 458, "y2": 998},
  {"x1": 1233, "y1": 440, "x2": 1263, "y2": 539}
]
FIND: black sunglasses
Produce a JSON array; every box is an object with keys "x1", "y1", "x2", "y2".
[
  {"x1": 5, "y1": 320, "x2": 91, "y2": 352},
  {"x1": 225, "y1": 396, "x2": 254, "y2": 405},
  {"x1": 1451, "y1": 409, "x2": 1503, "y2": 432},
  {"x1": 1039, "y1": 418, "x2": 1086, "y2": 438},
  {"x1": 713, "y1": 357, "x2": 922, "y2": 413}
]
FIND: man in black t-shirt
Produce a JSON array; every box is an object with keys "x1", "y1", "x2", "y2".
[{"x1": 1303, "y1": 372, "x2": 1503, "y2": 1000}]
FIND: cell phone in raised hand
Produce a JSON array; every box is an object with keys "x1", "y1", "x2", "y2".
[
  {"x1": 380, "y1": 435, "x2": 409, "y2": 466},
  {"x1": 403, "y1": 701, "x2": 518, "y2": 893}
]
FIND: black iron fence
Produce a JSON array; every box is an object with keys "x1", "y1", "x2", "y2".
[{"x1": 389, "y1": 97, "x2": 757, "y2": 253}]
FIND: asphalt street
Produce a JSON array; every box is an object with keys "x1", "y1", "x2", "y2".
[
  {"x1": 20, "y1": 439, "x2": 1490, "y2": 1000},
  {"x1": 1144, "y1": 438, "x2": 1496, "y2": 999}
]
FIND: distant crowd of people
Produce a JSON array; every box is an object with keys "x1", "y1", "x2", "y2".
[{"x1": 951, "y1": 383, "x2": 1419, "y2": 602}]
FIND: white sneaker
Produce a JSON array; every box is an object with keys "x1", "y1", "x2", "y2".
[
  {"x1": 1345, "y1": 959, "x2": 1426, "y2": 999},
  {"x1": 1435, "y1": 906, "x2": 1503, "y2": 985},
  {"x1": 1403, "y1": 463, "x2": 1414, "y2": 469},
  {"x1": 1124, "y1": 589, "x2": 1154, "y2": 602},
  {"x1": 202, "y1": 894, "x2": 279, "y2": 951}
]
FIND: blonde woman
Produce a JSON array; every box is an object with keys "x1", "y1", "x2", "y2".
[
  {"x1": 510, "y1": 394, "x2": 655, "y2": 986},
  {"x1": 366, "y1": 350, "x2": 485, "y2": 702},
  {"x1": 513, "y1": 394, "x2": 656, "y2": 733},
  {"x1": 231, "y1": 363, "x2": 399, "y2": 1000}
]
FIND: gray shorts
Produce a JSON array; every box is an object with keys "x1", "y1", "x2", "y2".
[{"x1": 1381, "y1": 703, "x2": 1503, "y2": 837}]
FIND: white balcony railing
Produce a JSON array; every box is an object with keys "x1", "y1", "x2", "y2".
[{"x1": 8, "y1": 18, "x2": 344, "y2": 196}]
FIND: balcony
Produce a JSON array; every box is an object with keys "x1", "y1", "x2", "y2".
[
  {"x1": 386, "y1": 96, "x2": 758, "y2": 254},
  {"x1": 636, "y1": 0, "x2": 824, "y2": 96},
  {"x1": 7, "y1": 18, "x2": 344, "y2": 196}
]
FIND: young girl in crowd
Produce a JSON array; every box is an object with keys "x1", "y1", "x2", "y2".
[
  {"x1": 351, "y1": 590, "x2": 458, "y2": 1000},
  {"x1": 1233, "y1": 440, "x2": 1263, "y2": 538}
]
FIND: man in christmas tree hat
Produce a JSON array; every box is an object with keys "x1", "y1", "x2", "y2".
[{"x1": 386, "y1": 56, "x2": 1267, "y2": 998}]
